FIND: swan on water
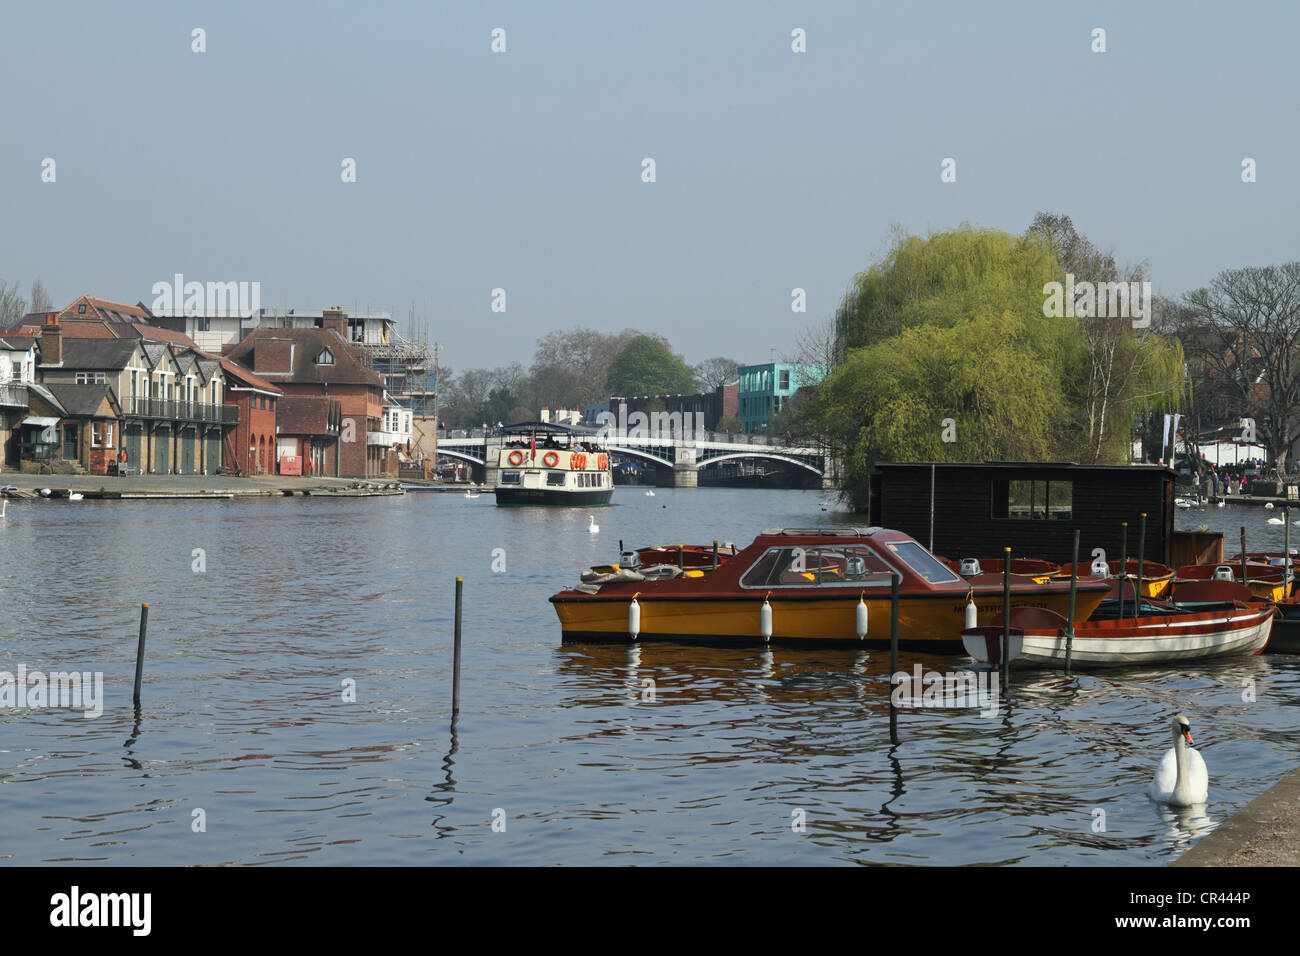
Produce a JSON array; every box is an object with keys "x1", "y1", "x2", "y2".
[
  {"x1": 1150, "y1": 715, "x2": 1209, "y2": 807},
  {"x1": 645, "y1": 490, "x2": 655, "y2": 496},
  {"x1": 1268, "y1": 517, "x2": 1284, "y2": 525},
  {"x1": 68, "y1": 493, "x2": 84, "y2": 501},
  {"x1": 1216, "y1": 500, "x2": 1225, "y2": 508},
  {"x1": 1265, "y1": 502, "x2": 1275, "y2": 510},
  {"x1": 588, "y1": 515, "x2": 599, "y2": 534}
]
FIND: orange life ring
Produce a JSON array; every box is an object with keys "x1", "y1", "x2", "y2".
[
  {"x1": 508, "y1": 450, "x2": 525, "y2": 466},
  {"x1": 570, "y1": 453, "x2": 587, "y2": 470},
  {"x1": 597, "y1": 454, "x2": 608, "y2": 470},
  {"x1": 542, "y1": 451, "x2": 559, "y2": 467}
]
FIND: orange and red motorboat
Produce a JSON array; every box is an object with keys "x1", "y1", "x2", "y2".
[{"x1": 551, "y1": 527, "x2": 1111, "y2": 648}]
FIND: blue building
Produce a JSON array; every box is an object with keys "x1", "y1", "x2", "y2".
[{"x1": 737, "y1": 362, "x2": 825, "y2": 434}]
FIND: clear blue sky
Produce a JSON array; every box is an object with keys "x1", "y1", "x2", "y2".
[{"x1": 3, "y1": 1, "x2": 1297, "y2": 372}]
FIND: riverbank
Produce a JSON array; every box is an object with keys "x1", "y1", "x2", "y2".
[
  {"x1": 1173, "y1": 766, "x2": 1300, "y2": 867},
  {"x1": 0, "y1": 473, "x2": 403, "y2": 498}
]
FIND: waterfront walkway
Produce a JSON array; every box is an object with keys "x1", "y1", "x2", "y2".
[
  {"x1": 0, "y1": 473, "x2": 403, "y2": 498},
  {"x1": 1174, "y1": 766, "x2": 1300, "y2": 866}
]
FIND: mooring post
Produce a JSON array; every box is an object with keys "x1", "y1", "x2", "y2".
[
  {"x1": 1136, "y1": 512, "x2": 1146, "y2": 619},
  {"x1": 132, "y1": 603, "x2": 149, "y2": 706},
  {"x1": 1066, "y1": 530, "x2": 1079, "y2": 676},
  {"x1": 712, "y1": 540, "x2": 719, "y2": 571},
  {"x1": 1119, "y1": 522, "x2": 1128, "y2": 619},
  {"x1": 889, "y1": 571, "x2": 900, "y2": 746},
  {"x1": 1001, "y1": 547, "x2": 1011, "y2": 693},
  {"x1": 1287, "y1": 509, "x2": 1293, "y2": 598},
  {"x1": 1240, "y1": 527, "x2": 1248, "y2": 589},
  {"x1": 677, "y1": 546, "x2": 683, "y2": 570},
  {"x1": 452, "y1": 577, "x2": 463, "y2": 717}
]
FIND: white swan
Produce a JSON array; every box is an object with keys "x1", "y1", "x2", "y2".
[
  {"x1": 645, "y1": 490, "x2": 655, "y2": 497},
  {"x1": 1217, "y1": 500, "x2": 1225, "y2": 508},
  {"x1": 1268, "y1": 517, "x2": 1284, "y2": 525},
  {"x1": 1265, "y1": 502, "x2": 1275, "y2": 510},
  {"x1": 68, "y1": 492, "x2": 84, "y2": 501},
  {"x1": 1150, "y1": 715, "x2": 1208, "y2": 806},
  {"x1": 587, "y1": 515, "x2": 599, "y2": 534}
]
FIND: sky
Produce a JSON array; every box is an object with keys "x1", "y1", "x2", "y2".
[{"x1": 3, "y1": 1, "x2": 1298, "y2": 373}]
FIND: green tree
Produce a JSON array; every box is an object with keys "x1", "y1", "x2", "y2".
[{"x1": 606, "y1": 336, "x2": 695, "y2": 396}]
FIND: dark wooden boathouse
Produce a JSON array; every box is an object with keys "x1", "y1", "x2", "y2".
[{"x1": 869, "y1": 462, "x2": 1217, "y2": 567}]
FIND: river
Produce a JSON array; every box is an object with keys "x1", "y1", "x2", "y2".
[{"x1": 0, "y1": 489, "x2": 1296, "y2": 865}]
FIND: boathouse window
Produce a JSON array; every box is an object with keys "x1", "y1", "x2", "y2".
[{"x1": 992, "y1": 479, "x2": 1072, "y2": 520}]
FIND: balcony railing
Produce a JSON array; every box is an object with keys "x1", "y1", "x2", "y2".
[
  {"x1": 124, "y1": 396, "x2": 238, "y2": 425},
  {"x1": 367, "y1": 430, "x2": 408, "y2": 447},
  {"x1": 0, "y1": 382, "x2": 28, "y2": 407}
]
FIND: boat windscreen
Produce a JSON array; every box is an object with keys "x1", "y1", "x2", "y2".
[{"x1": 884, "y1": 541, "x2": 961, "y2": 584}]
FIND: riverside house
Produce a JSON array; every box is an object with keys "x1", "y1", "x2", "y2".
[
  {"x1": 224, "y1": 309, "x2": 392, "y2": 478},
  {"x1": 1, "y1": 336, "x2": 39, "y2": 471},
  {"x1": 26, "y1": 316, "x2": 237, "y2": 475}
]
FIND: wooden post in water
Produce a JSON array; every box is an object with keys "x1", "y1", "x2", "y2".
[
  {"x1": 1136, "y1": 513, "x2": 1146, "y2": 619},
  {"x1": 132, "y1": 603, "x2": 149, "y2": 706},
  {"x1": 712, "y1": 540, "x2": 719, "y2": 571},
  {"x1": 1001, "y1": 548, "x2": 1011, "y2": 693},
  {"x1": 452, "y1": 577, "x2": 463, "y2": 717},
  {"x1": 889, "y1": 572, "x2": 900, "y2": 746},
  {"x1": 1119, "y1": 522, "x2": 1128, "y2": 618},
  {"x1": 677, "y1": 546, "x2": 684, "y2": 570},
  {"x1": 1066, "y1": 530, "x2": 1079, "y2": 675}
]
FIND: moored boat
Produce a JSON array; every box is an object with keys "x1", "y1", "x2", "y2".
[
  {"x1": 551, "y1": 527, "x2": 1110, "y2": 647},
  {"x1": 1056, "y1": 559, "x2": 1174, "y2": 599},
  {"x1": 1174, "y1": 562, "x2": 1288, "y2": 603},
  {"x1": 961, "y1": 601, "x2": 1274, "y2": 667}
]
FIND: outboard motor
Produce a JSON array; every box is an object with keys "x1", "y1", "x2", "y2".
[
  {"x1": 959, "y1": 558, "x2": 982, "y2": 577},
  {"x1": 1213, "y1": 566, "x2": 1235, "y2": 582},
  {"x1": 1090, "y1": 560, "x2": 1108, "y2": 577}
]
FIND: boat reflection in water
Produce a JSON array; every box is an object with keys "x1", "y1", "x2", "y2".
[{"x1": 551, "y1": 527, "x2": 1110, "y2": 650}]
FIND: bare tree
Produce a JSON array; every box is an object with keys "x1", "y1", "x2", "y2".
[
  {"x1": 29, "y1": 277, "x2": 52, "y2": 314},
  {"x1": 0, "y1": 279, "x2": 26, "y2": 329},
  {"x1": 786, "y1": 313, "x2": 843, "y2": 387},
  {"x1": 1184, "y1": 262, "x2": 1300, "y2": 465},
  {"x1": 692, "y1": 357, "x2": 740, "y2": 392}
]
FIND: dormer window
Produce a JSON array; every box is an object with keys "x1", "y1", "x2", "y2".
[
  {"x1": 77, "y1": 304, "x2": 86, "y2": 314},
  {"x1": 315, "y1": 348, "x2": 335, "y2": 365}
]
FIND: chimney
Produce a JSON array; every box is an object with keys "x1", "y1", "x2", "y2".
[
  {"x1": 41, "y1": 314, "x2": 62, "y2": 366},
  {"x1": 322, "y1": 306, "x2": 347, "y2": 337}
]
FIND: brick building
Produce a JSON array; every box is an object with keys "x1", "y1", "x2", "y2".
[
  {"x1": 218, "y1": 357, "x2": 283, "y2": 476},
  {"x1": 223, "y1": 309, "x2": 389, "y2": 477}
]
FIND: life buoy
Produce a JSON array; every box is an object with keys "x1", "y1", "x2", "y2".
[
  {"x1": 119, "y1": 449, "x2": 128, "y2": 463},
  {"x1": 508, "y1": 450, "x2": 525, "y2": 466},
  {"x1": 597, "y1": 454, "x2": 608, "y2": 470},
  {"x1": 570, "y1": 452, "x2": 587, "y2": 470},
  {"x1": 542, "y1": 451, "x2": 559, "y2": 467}
]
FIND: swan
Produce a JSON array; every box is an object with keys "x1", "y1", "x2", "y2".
[
  {"x1": 1216, "y1": 500, "x2": 1225, "y2": 508},
  {"x1": 1268, "y1": 517, "x2": 1284, "y2": 525},
  {"x1": 1150, "y1": 715, "x2": 1208, "y2": 806},
  {"x1": 587, "y1": 515, "x2": 599, "y2": 534},
  {"x1": 1265, "y1": 502, "x2": 1275, "y2": 510},
  {"x1": 68, "y1": 492, "x2": 84, "y2": 501},
  {"x1": 645, "y1": 490, "x2": 655, "y2": 497}
]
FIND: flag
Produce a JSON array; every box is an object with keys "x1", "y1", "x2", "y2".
[{"x1": 530, "y1": 436, "x2": 536, "y2": 461}]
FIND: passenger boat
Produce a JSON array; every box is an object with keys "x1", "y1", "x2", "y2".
[
  {"x1": 961, "y1": 600, "x2": 1274, "y2": 667},
  {"x1": 550, "y1": 527, "x2": 1111, "y2": 647},
  {"x1": 493, "y1": 423, "x2": 614, "y2": 507}
]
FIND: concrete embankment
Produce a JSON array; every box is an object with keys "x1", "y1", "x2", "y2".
[
  {"x1": 0, "y1": 474, "x2": 404, "y2": 499},
  {"x1": 1173, "y1": 766, "x2": 1300, "y2": 866}
]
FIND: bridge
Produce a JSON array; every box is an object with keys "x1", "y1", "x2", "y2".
[{"x1": 436, "y1": 428, "x2": 837, "y2": 488}]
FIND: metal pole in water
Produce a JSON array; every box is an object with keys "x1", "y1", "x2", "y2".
[
  {"x1": 1066, "y1": 530, "x2": 1079, "y2": 676},
  {"x1": 712, "y1": 540, "x2": 719, "y2": 571},
  {"x1": 1287, "y1": 509, "x2": 1293, "y2": 598},
  {"x1": 889, "y1": 571, "x2": 900, "y2": 746},
  {"x1": 677, "y1": 546, "x2": 683, "y2": 570},
  {"x1": 1001, "y1": 547, "x2": 1011, "y2": 693},
  {"x1": 1136, "y1": 512, "x2": 1146, "y2": 619},
  {"x1": 1240, "y1": 527, "x2": 1248, "y2": 589},
  {"x1": 452, "y1": 577, "x2": 463, "y2": 717},
  {"x1": 1119, "y1": 522, "x2": 1128, "y2": 619},
  {"x1": 132, "y1": 603, "x2": 149, "y2": 706}
]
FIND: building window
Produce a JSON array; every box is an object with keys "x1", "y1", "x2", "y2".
[
  {"x1": 316, "y1": 348, "x2": 335, "y2": 365},
  {"x1": 780, "y1": 370, "x2": 790, "y2": 390},
  {"x1": 77, "y1": 304, "x2": 86, "y2": 314},
  {"x1": 75, "y1": 372, "x2": 107, "y2": 385},
  {"x1": 992, "y1": 479, "x2": 1073, "y2": 520}
]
